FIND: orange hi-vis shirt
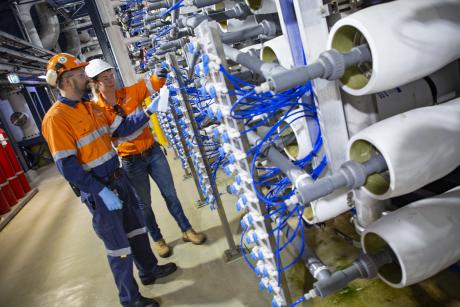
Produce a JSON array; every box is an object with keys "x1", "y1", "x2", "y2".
[
  {"x1": 96, "y1": 74, "x2": 165, "y2": 157},
  {"x1": 42, "y1": 99, "x2": 121, "y2": 171}
]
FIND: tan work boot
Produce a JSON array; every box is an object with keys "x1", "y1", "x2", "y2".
[
  {"x1": 182, "y1": 228, "x2": 207, "y2": 245},
  {"x1": 154, "y1": 239, "x2": 172, "y2": 258}
]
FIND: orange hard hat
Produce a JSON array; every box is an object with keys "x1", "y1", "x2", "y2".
[{"x1": 45, "y1": 53, "x2": 88, "y2": 86}]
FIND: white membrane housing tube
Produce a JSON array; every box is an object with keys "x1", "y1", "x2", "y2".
[
  {"x1": 260, "y1": 35, "x2": 293, "y2": 69},
  {"x1": 327, "y1": 0, "x2": 460, "y2": 96},
  {"x1": 245, "y1": 0, "x2": 277, "y2": 15},
  {"x1": 362, "y1": 186, "x2": 460, "y2": 288},
  {"x1": 348, "y1": 98, "x2": 460, "y2": 200}
]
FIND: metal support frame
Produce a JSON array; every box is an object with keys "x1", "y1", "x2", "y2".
[
  {"x1": 21, "y1": 87, "x2": 44, "y2": 126},
  {"x1": 293, "y1": 0, "x2": 349, "y2": 172},
  {"x1": 84, "y1": 0, "x2": 124, "y2": 87},
  {"x1": 194, "y1": 21, "x2": 292, "y2": 304},
  {"x1": 168, "y1": 92, "x2": 207, "y2": 203},
  {"x1": 9, "y1": 2, "x2": 30, "y2": 42},
  {"x1": 0, "y1": 30, "x2": 54, "y2": 62},
  {"x1": 166, "y1": 52, "x2": 242, "y2": 262}
]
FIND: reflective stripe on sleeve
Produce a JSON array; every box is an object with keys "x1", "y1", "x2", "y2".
[
  {"x1": 144, "y1": 74, "x2": 155, "y2": 96},
  {"x1": 52, "y1": 149, "x2": 77, "y2": 161},
  {"x1": 126, "y1": 227, "x2": 147, "y2": 239},
  {"x1": 107, "y1": 247, "x2": 132, "y2": 257},
  {"x1": 76, "y1": 126, "x2": 110, "y2": 149},
  {"x1": 110, "y1": 115, "x2": 123, "y2": 133},
  {"x1": 112, "y1": 122, "x2": 149, "y2": 147},
  {"x1": 82, "y1": 150, "x2": 117, "y2": 171}
]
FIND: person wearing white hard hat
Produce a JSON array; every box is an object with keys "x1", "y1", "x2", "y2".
[{"x1": 85, "y1": 59, "x2": 207, "y2": 259}]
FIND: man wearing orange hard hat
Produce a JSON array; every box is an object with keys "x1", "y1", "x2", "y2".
[{"x1": 42, "y1": 53, "x2": 177, "y2": 307}]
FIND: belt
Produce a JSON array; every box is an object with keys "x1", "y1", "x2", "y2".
[{"x1": 121, "y1": 143, "x2": 157, "y2": 162}]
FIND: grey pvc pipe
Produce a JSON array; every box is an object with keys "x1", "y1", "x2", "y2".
[
  {"x1": 223, "y1": 44, "x2": 286, "y2": 80},
  {"x1": 268, "y1": 44, "x2": 372, "y2": 93},
  {"x1": 177, "y1": 27, "x2": 194, "y2": 38},
  {"x1": 232, "y1": 70, "x2": 258, "y2": 83},
  {"x1": 313, "y1": 250, "x2": 392, "y2": 297},
  {"x1": 147, "y1": 0, "x2": 172, "y2": 10},
  {"x1": 193, "y1": 0, "x2": 224, "y2": 8},
  {"x1": 296, "y1": 155, "x2": 387, "y2": 205},
  {"x1": 353, "y1": 188, "x2": 388, "y2": 232},
  {"x1": 183, "y1": 15, "x2": 208, "y2": 28},
  {"x1": 146, "y1": 20, "x2": 168, "y2": 30},
  {"x1": 265, "y1": 147, "x2": 306, "y2": 183},
  {"x1": 159, "y1": 38, "x2": 187, "y2": 50},
  {"x1": 223, "y1": 45, "x2": 266, "y2": 76},
  {"x1": 144, "y1": 11, "x2": 163, "y2": 23},
  {"x1": 208, "y1": 3, "x2": 251, "y2": 22},
  {"x1": 221, "y1": 20, "x2": 276, "y2": 44}
]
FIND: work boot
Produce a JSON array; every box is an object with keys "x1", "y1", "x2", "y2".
[
  {"x1": 182, "y1": 228, "x2": 207, "y2": 245},
  {"x1": 125, "y1": 295, "x2": 159, "y2": 307},
  {"x1": 141, "y1": 263, "x2": 178, "y2": 285},
  {"x1": 154, "y1": 239, "x2": 172, "y2": 258}
]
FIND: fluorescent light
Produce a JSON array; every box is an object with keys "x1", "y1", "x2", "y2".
[{"x1": 7, "y1": 73, "x2": 20, "y2": 84}]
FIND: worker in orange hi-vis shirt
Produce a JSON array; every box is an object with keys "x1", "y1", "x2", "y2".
[
  {"x1": 42, "y1": 53, "x2": 177, "y2": 307},
  {"x1": 86, "y1": 59, "x2": 206, "y2": 259}
]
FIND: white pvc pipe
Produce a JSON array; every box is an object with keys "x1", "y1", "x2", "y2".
[
  {"x1": 327, "y1": 0, "x2": 460, "y2": 96},
  {"x1": 362, "y1": 186, "x2": 460, "y2": 288},
  {"x1": 348, "y1": 97, "x2": 460, "y2": 200},
  {"x1": 303, "y1": 190, "x2": 350, "y2": 224},
  {"x1": 260, "y1": 35, "x2": 293, "y2": 69}
]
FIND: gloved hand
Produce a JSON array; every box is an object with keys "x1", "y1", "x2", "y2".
[
  {"x1": 98, "y1": 187, "x2": 123, "y2": 211},
  {"x1": 146, "y1": 86, "x2": 170, "y2": 114}
]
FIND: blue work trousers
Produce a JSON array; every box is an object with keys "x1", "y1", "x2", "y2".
[
  {"x1": 121, "y1": 143, "x2": 191, "y2": 241},
  {"x1": 83, "y1": 174, "x2": 158, "y2": 306}
]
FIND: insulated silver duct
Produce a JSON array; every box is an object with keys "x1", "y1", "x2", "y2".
[
  {"x1": 35, "y1": 3, "x2": 60, "y2": 50},
  {"x1": 62, "y1": 21, "x2": 82, "y2": 57},
  {"x1": 16, "y1": 1, "x2": 44, "y2": 48},
  {"x1": 79, "y1": 30, "x2": 91, "y2": 43}
]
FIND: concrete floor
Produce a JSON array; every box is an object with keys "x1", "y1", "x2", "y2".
[
  {"x1": 2, "y1": 150, "x2": 459, "y2": 307},
  {"x1": 0, "y1": 151, "x2": 271, "y2": 307}
]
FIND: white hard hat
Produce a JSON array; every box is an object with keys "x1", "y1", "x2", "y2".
[{"x1": 85, "y1": 59, "x2": 114, "y2": 78}]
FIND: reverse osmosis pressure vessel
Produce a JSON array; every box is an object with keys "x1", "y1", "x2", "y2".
[
  {"x1": 260, "y1": 35, "x2": 293, "y2": 69},
  {"x1": 327, "y1": 0, "x2": 460, "y2": 96},
  {"x1": 362, "y1": 186, "x2": 460, "y2": 288},
  {"x1": 245, "y1": 0, "x2": 277, "y2": 14},
  {"x1": 348, "y1": 97, "x2": 460, "y2": 200}
]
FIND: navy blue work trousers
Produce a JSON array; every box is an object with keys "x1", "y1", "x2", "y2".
[{"x1": 83, "y1": 174, "x2": 158, "y2": 306}]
